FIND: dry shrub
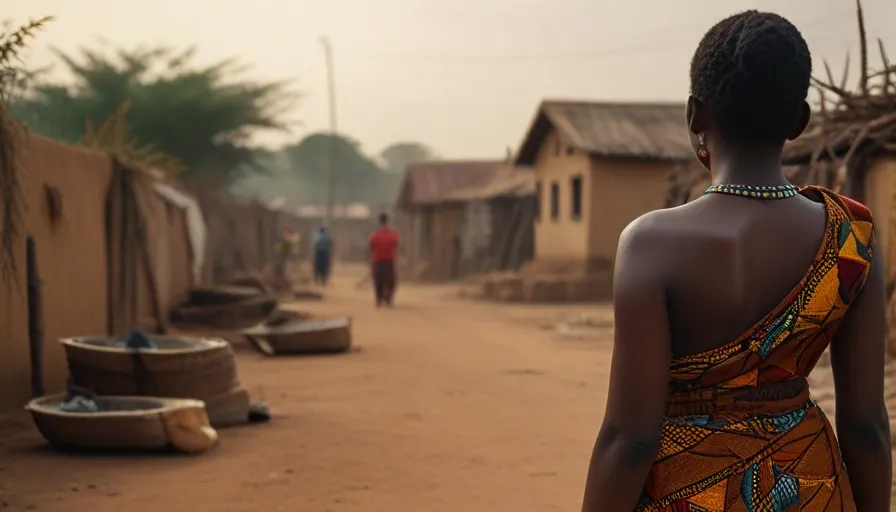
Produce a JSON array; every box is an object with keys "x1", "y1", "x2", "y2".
[{"x1": 0, "y1": 16, "x2": 52, "y2": 284}]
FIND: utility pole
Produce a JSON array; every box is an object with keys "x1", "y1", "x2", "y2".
[{"x1": 320, "y1": 36, "x2": 339, "y2": 229}]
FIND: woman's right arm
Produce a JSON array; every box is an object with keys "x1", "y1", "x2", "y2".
[{"x1": 831, "y1": 249, "x2": 891, "y2": 510}]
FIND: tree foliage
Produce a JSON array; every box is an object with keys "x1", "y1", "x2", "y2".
[
  {"x1": 232, "y1": 134, "x2": 433, "y2": 206},
  {"x1": 379, "y1": 141, "x2": 437, "y2": 174},
  {"x1": 281, "y1": 133, "x2": 400, "y2": 204},
  {"x1": 9, "y1": 45, "x2": 296, "y2": 188},
  {"x1": 80, "y1": 101, "x2": 186, "y2": 174}
]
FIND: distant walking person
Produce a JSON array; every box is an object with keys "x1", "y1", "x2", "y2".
[
  {"x1": 313, "y1": 226, "x2": 332, "y2": 285},
  {"x1": 275, "y1": 227, "x2": 299, "y2": 281},
  {"x1": 369, "y1": 213, "x2": 399, "y2": 307}
]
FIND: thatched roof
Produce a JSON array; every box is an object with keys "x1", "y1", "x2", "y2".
[
  {"x1": 395, "y1": 160, "x2": 518, "y2": 207},
  {"x1": 515, "y1": 100, "x2": 693, "y2": 166}
]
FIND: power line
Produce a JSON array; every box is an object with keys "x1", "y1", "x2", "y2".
[{"x1": 330, "y1": 8, "x2": 857, "y2": 63}]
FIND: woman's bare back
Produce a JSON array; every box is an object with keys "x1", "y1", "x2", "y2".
[
  {"x1": 582, "y1": 9, "x2": 890, "y2": 510},
  {"x1": 643, "y1": 192, "x2": 828, "y2": 357}
]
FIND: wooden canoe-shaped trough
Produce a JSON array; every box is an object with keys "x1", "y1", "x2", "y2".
[
  {"x1": 292, "y1": 288, "x2": 324, "y2": 301},
  {"x1": 187, "y1": 286, "x2": 261, "y2": 305},
  {"x1": 26, "y1": 395, "x2": 218, "y2": 454},
  {"x1": 170, "y1": 294, "x2": 278, "y2": 330},
  {"x1": 224, "y1": 273, "x2": 316, "y2": 298},
  {"x1": 223, "y1": 273, "x2": 275, "y2": 294},
  {"x1": 243, "y1": 316, "x2": 352, "y2": 356}
]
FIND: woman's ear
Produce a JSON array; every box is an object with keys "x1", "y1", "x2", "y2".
[
  {"x1": 787, "y1": 101, "x2": 811, "y2": 141},
  {"x1": 686, "y1": 95, "x2": 706, "y2": 136}
]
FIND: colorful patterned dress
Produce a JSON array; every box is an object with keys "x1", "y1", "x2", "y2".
[{"x1": 636, "y1": 187, "x2": 874, "y2": 512}]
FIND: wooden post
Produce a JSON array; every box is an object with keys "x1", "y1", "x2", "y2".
[
  {"x1": 26, "y1": 235, "x2": 45, "y2": 398},
  {"x1": 320, "y1": 36, "x2": 339, "y2": 230}
]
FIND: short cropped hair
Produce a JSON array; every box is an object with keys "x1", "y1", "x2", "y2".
[{"x1": 689, "y1": 11, "x2": 812, "y2": 145}]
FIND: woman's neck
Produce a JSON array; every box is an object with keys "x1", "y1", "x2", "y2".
[{"x1": 710, "y1": 144, "x2": 789, "y2": 187}]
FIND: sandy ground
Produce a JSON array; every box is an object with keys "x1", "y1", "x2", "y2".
[
  {"x1": 2, "y1": 266, "x2": 892, "y2": 511},
  {"x1": 0, "y1": 268, "x2": 616, "y2": 512}
]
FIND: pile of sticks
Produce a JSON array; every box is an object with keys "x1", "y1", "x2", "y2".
[
  {"x1": 668, "y1": 0, "x2": 896, "y2": 207},
  {"x1": 799, "y1": 0, "x2": 896, "y2": 193}
]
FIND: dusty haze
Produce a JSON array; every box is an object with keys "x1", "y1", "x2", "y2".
[{"x1": 8, "y1": 0, "x2": 896, "y2": 158}]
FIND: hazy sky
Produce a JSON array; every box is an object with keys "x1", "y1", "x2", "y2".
[{"x1": 8, "y1": 0, "x2": 896, "y2": 159}]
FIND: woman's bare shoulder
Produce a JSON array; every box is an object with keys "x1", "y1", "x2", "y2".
[{"x1": 621, "y1": 201, "x2": 706, "y2": 244}]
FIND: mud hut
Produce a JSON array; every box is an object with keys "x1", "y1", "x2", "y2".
[
  {"x1": 514, "y1": 100, "x2": 694, "y2": 290},
  {"x1": 395, "y1": 160, "x2": 534, "y2": 281},
  {"x1": 442, "y1": 166, "x2": 536, "y2": 277}
]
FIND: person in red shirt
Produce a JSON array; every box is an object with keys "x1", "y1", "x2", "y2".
[{"x1": 368, "y1": 213, "x2": 399, "y2": 307}]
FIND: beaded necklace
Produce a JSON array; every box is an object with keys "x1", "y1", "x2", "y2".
[{"x1": 704, "y1": 183, "x2": 799, "y2": 199}]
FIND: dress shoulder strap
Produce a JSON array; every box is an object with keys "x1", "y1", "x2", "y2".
[
  {"x1": 801, "y1": 185, "x2": 874, "y2": 224},
  {"x1": 836, "y1": 193, "x2": 874, "y2": 223}
]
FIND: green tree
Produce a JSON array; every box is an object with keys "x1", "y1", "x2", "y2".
[
  {"x1": 9, "y1": 45, "x2": 296, "y2": 188},
  {"x1": 282, "y1": 132, "x2": 396, "y2": 204},
  {"x1": 379, "y1": 141, "x2": 437, "y2": 174},
  {"x1": 229, "y1": 149, "x2": 304, "y2": 201},
  {"x1": 229, "y1": 135, "x2": 438, "y2": 205}
]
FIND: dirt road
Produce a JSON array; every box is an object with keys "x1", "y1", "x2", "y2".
[{"x1": 0, "y1": 271, "x2": 615, "y2": 512}]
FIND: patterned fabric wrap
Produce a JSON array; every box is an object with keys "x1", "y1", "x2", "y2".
[{"x1": 637, "y1": 187, "x2": 874, "y2": 512}]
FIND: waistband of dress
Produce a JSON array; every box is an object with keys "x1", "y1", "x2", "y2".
[{"x1": 664, "y1": 378, "x2": 810, "y2": 417}]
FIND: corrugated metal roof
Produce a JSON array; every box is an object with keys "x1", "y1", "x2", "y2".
[
  {"x1": 396, "y1": 160, "x2": 510, "y2": 206},
  {"x1": 444, "y1": 167, "x2": 535, "y2": 201},
  {"x1": 515, "y1": 100, "x2": 693, "y2": 166}
]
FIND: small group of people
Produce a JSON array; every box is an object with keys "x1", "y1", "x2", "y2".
[
  {"x1": 311, "y1": 213, "x2": 400, "y2": 308},
  {"x1": 274, "y1": 226, "x2": 332, "y2": 285},
  {"x1": 274, "y1": 213, "x2": 399, "y2": 309}
]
